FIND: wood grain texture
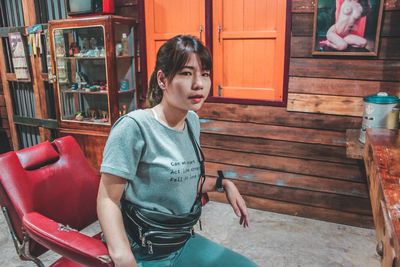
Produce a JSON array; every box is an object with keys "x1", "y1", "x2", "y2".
[
  {"x1": 0, "y1": 95, "x2": 5, "y2": 106},
  {"x1": 289, "y1": 58, "x2": 400, "y2": 82},
  {"x1": 201, "y1": 132, "x2": 356, "y2": 164},
  {"x1": 203, "y1": 147, "x2": 365, "y2": 181},
  {"x1": 381, "y1": 11, "x2": 400, "y2": 37},
  {"x1": 200, "y1": 119, "x2": 346, "y2": 146},
  {"x1": 288, "y1": 76, "x2": 400, "y2": 97},
  {"x1": 209, "y1": 193, "x2": 374, "y2": 228},
  {"x1": 1, "y1": 118, "x2": 10, "y2": 129},
  {"x1": 115, "y1": 0, "x2": 138, "y2": 7},
  {"x1": 287, "y1": 93, "x2": 364, "y2": 116},
  {"x1": 116, "y1": 7, "x2": 138, "y2": 18},
  {"x1": 291, "y1": 0, "x2": 314, "y2": 13},
  {"x1": 291, "y1": 13, "x2": 313, "y2": 36},
  {"x1": 205, "y1": 162, "x2": 369, "y2": 198},
  {"x1": 229, "y1": 179, "x2": 372, "y2": 215},
  {"x1": 346, "y1": 129, "x2": 364, "y2": 160},
  {"x1": 198, "y1": 103, "x2": 362, "y2": 131}
]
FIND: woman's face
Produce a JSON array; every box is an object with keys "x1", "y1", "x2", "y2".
[{"x1": 160, "y1": 53, "x2": 211, "y2": 112}]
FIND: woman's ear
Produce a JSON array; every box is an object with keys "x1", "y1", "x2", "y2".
[{"x1": 157, "y1": 70, "x2": 166, "y2": 89}]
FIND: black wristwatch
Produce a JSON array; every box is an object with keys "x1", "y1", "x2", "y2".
[{"x1": 216, "y1": 170, "x2": 225, "y2": 193}]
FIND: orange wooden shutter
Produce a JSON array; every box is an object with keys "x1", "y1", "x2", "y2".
[
  {"x1": 144, "y1": 0, "x2": 206, "y2": 79},
  {"x1": 213, "y1": 0, "x2": 287, "y2": 101}
]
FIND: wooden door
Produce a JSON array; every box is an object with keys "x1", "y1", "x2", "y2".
[
  {"x1": 213, "y1": 0, "x2": 287, "y2": 101},
  {"x1": 144, "y1": 0, "x2": 206, "y2": 78}
]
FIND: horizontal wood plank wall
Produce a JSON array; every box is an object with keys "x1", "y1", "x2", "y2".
[
  {"x1": 198, "y1": 0, "x2": 400, "y2": 228},
  {"x1": 198, "y1": 104, "x2": 372, "y2": 228}
]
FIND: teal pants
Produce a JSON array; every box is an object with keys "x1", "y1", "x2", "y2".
[{"x1": 132, "y1": 234, "x2": 259, "y2": 267}]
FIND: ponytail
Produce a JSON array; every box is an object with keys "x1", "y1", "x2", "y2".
[{"x1": 147, "y1": 70, "x2": 163, "y2": 107}]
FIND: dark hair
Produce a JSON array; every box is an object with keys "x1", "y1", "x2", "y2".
[{"x1": 147, "y1": 35, "x2": 212, "y2": 107}]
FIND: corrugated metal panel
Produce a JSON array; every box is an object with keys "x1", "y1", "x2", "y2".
[
  {"x1": 9, "y1": 82, "x2": 36, "y2": 118},
  {"x1": 1, "y1": 0, "x2": 24, "y2": 27}
]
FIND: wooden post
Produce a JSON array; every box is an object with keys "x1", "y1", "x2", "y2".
[
  {"x1": 21, "y1": 0, "x2": 52, "y2": 142},
  {"x1": 0, "y1": 40, "x2": 19, "y2": 150}
]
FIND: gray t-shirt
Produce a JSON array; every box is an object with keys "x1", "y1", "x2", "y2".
[{"x1": 100, "y1": 109, "x2": 201, "y2": 215}]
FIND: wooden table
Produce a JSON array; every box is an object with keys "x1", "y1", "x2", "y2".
[{"x1": 364, "y1": 129, "x2": 400, "y2": 267}]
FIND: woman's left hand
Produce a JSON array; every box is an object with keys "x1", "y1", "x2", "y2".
[{"x1": 224, "y1": 180, "x2": 250, "y2": 228}]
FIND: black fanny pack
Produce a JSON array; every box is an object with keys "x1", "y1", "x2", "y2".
[
  {"x1": 121, "y1": 199, "x2": 202, "y2": 256},
  {"x1": 121, "y1": 118, "x2": 206, "y2": 257}
]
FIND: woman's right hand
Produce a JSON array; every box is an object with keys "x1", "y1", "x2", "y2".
[{"x1": 111, "y1": 250, "x2": 138, "y2": 267}]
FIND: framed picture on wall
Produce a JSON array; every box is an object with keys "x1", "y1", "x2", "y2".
[{"x1": 312, "y1": 0, "x2": 384, "y2": 56}]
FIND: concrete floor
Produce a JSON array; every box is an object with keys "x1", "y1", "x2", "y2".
[{"x1": 0, "y1": 202, "x2": 380, "y2": 267}]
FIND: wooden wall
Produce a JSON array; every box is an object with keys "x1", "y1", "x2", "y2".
[{"x1": 197, "y1": 1, "x2": 399, "y2": 228}]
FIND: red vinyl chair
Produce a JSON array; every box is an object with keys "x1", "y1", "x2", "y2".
[{"x1": 0, "y1": 136, "x2": 112, "y2": 266}]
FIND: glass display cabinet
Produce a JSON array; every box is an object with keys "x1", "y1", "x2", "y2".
[
  {"x1": 48, "y1": 15, "x2": 139, "y2": 171},
  {"x1": 48, "y1": 15, "x2": 138, "y2": 130}
]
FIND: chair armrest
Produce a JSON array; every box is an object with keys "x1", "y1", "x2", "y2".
[{"x1": 23, "y1": 212, "x2": 112, "y2": 266}]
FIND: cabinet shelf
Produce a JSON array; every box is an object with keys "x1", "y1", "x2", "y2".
[
  {"x1": 118, "y1": 89, "x2": 135, "y2": 94},
  {"x1": 116, "y1": 55, "x2": 134, "y2": 59},
  {"x1": 63, "y1": 117, "x2": 109, "y2": 125},
  {"x1": 57, "y1": 56, "x2": 105, "y2": 60},
  {"x1": 56, "y1": 56, "x2": 134, "y2": 60},
  {"x1": 62, "y1": 89, "x2": 108, "y2": 95}
]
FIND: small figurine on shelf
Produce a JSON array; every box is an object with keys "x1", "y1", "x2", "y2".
[
  {"x1": 99, "y1": 81, "x2": 107, "y2": 91},
  {"x1": 75, "y1": 72, "x2": 81, "y2": 89},
  {"x1": 115, "y1": 43, "x2": 122, "y2": 56},
  {"x1": 121, "y1": 33, "x2": 129, "y2": 56},
  {"x1": 100, "y1": 110, "x2": 109, "y2": 122},
  {"x1": 99, "y1": 47, "x2": 105, "y2": 57},
  {"x1": 119, "y1": 79, "x2": 129, "y2": 91},
  {"x1": 90, "y1": 37, "x2": 97, "y2": 49},
  {"x1": 89, "y1": 85, "x2": 99, "y2": 92},
  {"x1": 121, "y1": 104, "x2": 127, "y2": 115},
  {"x1": 82, "y1": 38, "x2": 90, "y2": 50},
  {"x1": 88, "y1": 109, "x2": 97, "y2": 119},
  {"x1": 68, "y1": 42, "x2": 79, "y2": 57},
  {"x1": 71, "y1": 83, "x2": 78, "y2": 90},
  {"x1": 75, "y1": 112, "x2": 84, "y2": 121},
  {"x1": 55, "y1": 44, "x2": 66, "y2": 57}
]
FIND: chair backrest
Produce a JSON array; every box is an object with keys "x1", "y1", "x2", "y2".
[{"x1": 0, "y1": 136, "x2": 100, "y2": 257}]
